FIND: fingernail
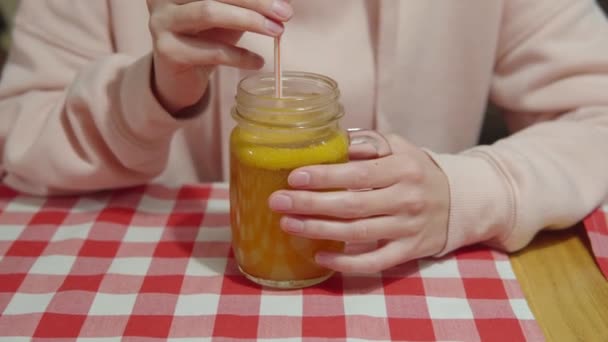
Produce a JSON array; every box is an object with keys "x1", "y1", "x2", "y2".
[
  {"x1": 265, "y1": 19, "x2": 284, "y2": 35},
  {"x1": 282, "y1": 217, "x2": 304, "y2": 232},
  {"x1": 269, "y1": 194, "x2": 292, "y2": 211},
  {"x1": 288, "y1": 171, "x2": 310, "y2": 187},
  {"x1": 272, "y1": 0, "x2": 293, "y2": 19}
]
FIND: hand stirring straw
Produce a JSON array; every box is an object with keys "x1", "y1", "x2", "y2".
[{"x1": 274, "y1": 35, "x2": 282, "y2": 98}]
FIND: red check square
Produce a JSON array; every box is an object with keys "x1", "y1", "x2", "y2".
[
  {"x1": 167, "y1": 213, "x2": 204, "y2": 228},
  {"x1": 78, "y1": 240, "x2": 120, "y2": 258},
  {"x1": 59, "y1": 275, "x2": 104, "y2": 292},
  {"x1": 220, "y1": 275, "x2": 262, "y2": 295},
  {"x1": 0, "y1": 273, "x2": 26, "y2": 292},
  {"x1": 29, "y1": 211, "x2": 68, "y2": 225},
  {"x1": 140, "y1": 275, "x2": 184, "y2": 294},
  {"x1": 177, "y1": 186, "x2": 212, "y2": 200},
  {"x1": 153, "y1": 241, "x2": 194, "y2": 258},
  {"x1": 463, "y1": 278, "x2": 508, "y2": 299},
  {"x1": 124, "y1": 315, "x2": 173, "y2": 338},
  {"x1": 383, "y1": 276, "x2": 426, "y2": 296},
  {"x1": 476, "y1": 318, "x2": 526, "y2": 342},
  {"x1": 213, "y1": 314, "x2": 258, "y2": 339},
  {"x1": 33, "y1": 313, "x2": 86, "y2": 338},
  {"x1": 302, "y1": 316, "x2": 346, "y2": 338},
  {"x1": 97, "y1": 207, "x2": 135, "y2": 224},
  {"x1": 6, "y1": 241, "x2": 47, "y2": 257},
  {"x1": 455, "y1": 246, "x2": 496, "y2": 260},
  {"x1": 388, "y1": 318, "x2": 436, "y2": 341}
]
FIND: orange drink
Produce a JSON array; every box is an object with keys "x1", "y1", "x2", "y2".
[{"x1": 229, "y1": 72, "x2": 347, "y2": 288}]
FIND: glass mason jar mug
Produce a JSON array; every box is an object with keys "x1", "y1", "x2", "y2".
[{"x1": 229, "y1": 72, "x2": 390, "y2": 289}]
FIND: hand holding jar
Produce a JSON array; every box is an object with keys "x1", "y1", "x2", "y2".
[
  {"x1": 269, "y1": 134, "x2": 451, "y2": 274},
  {"x1": 146, "y1": 0, "x2": 293, "y2": 113}
]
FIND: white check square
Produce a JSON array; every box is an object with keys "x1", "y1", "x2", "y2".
[
  {"x1": 259, "y1": 294, "x2": 303, "y2": 316},
  {"x1": 426, "y1": 297, "x2": 474, "y2": 319},
  {"x1": 138, "y1": 195, "x2": 173, "y2": 213},
  {"x1": 418, "y1": 258, "x2": 461, "y2": 278},
  {"x1": 509, "y1": 299, "x2": 535, "y2": 320},
  {"x1": 174, "y1": 294, "x2": 220, "y2": 316},
  {"x1": 495, "y1": 260, "x2": 516, "y2": 279},
  {"x1": 4, "y1": 197, "x2": 46, "y2": 212},
  {"x1": 4, "y1": 293, "x2": 54, "y2": 314},
  {"x1": 123, "y1": 227, "x2": 164, "y2": 242},
  {"x1": 89, "y1": 293, "x2": 137, "y2": 315},
  {"x1": 72, "y1": 197, "x2": 110, "y2": 213},
  {"x1": 205, "y1": 200, "x2": 229, "y2": 214},
  {"x1": 0, "y1": 225, "x2": 25, "y2": 241},
  {"x1": 107, "y1": 257, "x2": 152, "y2": 275},
  {"x1": 195, "y1": 228, "x2": 230, "y2": 242},
  {"x1": 343, "y1": 294, "x2": 387, "y2": 317},
  {"x1": 51, "y1": 222, "x2": 93, "y2": 241},
  {"x1": 29, "y1": 255, "x2": 76, "y2": 275},
  {"x1": 185, "y1": 258, "x2": 227, "y2": 276}
]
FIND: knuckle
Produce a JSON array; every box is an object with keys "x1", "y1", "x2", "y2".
[
  {"x1": 208, "y1": 49, "x2": 227, "y2": 64},
  {"x1": 155, "y1": 34, "x2": 176, "y2": 57},
  {"x1": 296, "y1": 192, "x2": 314, "y2": 212},
  {"x1": 342, "y1": 195, "x2": 365, "y2": 218},
  {"x1": 148, "y1": 12, "x2": 164, "y2": 35},
  {"x1": 352, "y1": 164, "x2": 373, "y2": 189},
  {"x1": 247, "y1": 10, "x2": 264, "y2": 28},
  {"x1": 360, "y1": 258, "x2": 383, "y2": 274},
  {"x1": 402, "y1": 161, "x2": 425, "y2": 183},
  {"x1": 351, "y1": 221, "x2": 371, "y2": 242},
  {"x1": 385, "y1": 133, "x2": 401, "y2": 146},
  {"x1": 403, "y1": 191, "x2": 427, "y2": 216},
  {"x1": 198, "y1": 1, "x2": 214, "y2": 18}
]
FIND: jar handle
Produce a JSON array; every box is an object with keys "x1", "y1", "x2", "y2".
[{"x1": 347, "y1": 128, "x2": 392, "y2": 159}]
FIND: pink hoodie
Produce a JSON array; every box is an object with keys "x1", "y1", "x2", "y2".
[{"x1": 1, "y1": 0, "x2": 607, "y2": 255}]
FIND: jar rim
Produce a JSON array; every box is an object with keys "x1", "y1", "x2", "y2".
[
  {"x1": 233, "y1": 71, "x2": 343, "y2": 129},
  {"x1": 237, "y1": 71, "x2": 338, "y2": 98}
]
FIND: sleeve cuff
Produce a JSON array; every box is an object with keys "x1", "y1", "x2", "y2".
[
  {"x1": 117, "y1": 54, "x2": 186, "y2": 145},
  {"x1": 425, "y1": 150, "x2": 516, "y2": 255}
]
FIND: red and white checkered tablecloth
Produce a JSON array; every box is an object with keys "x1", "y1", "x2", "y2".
[
  {"x1": 583, "y1": 205, "x2": 608, "y2": 279},
  {"x1": 0, "y1": 184, "x2": 546, "y2": 341}
]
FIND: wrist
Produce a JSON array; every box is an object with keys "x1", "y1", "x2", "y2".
[
  {"x1": 424, "y1": 150, "x2": 515, "y2": 255},
  {"x1": 150, "y1": 56, "x2": 211, "y2": 117}
]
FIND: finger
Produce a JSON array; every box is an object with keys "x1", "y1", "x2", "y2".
[
  {"x1": 269, "y1": 186, "x2": 412, "y2": 219},
  {"x1": 348, "y1": 143, "x2": 383, "y2": 160},
  {"x1": 197, "y1": 28, "x2": 244, "y2": 45},
  {"x1": 167, "y1": 1, "x2": 288, "y2": 36},
  {"x1": 156, "y1": 33, "x2": 264, "y2": 69},
  {"x1": 287, "y1": 155, "x2": 418, "y2": 190},
  {"x1": 344, "y1": 241, "x2": 378, "y2": 254},
  {"x1": 315, "y1": 240, "x2": 409, "y2": 274},
  {"x1": 280, "y1": 215, "x2": 415, "y2": 242},
  {"x1": 218, "y1": 0, "x2": 294, "y2": 21}
]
